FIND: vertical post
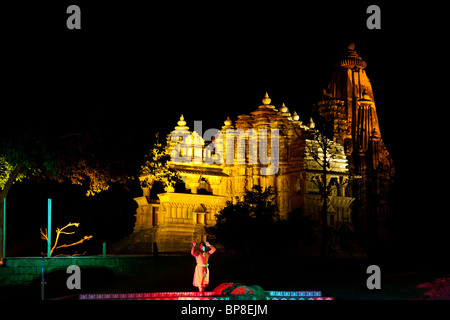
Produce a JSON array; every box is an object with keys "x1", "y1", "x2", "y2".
[
  {"x1": 41, "y1": 255, "x2": 45, "y2": 300},
  {"x1": 102, "y1": 242, "x2": 106, "y2": 257},
  {"x1": 47, "y1": 199, "x2": 51, "y2": 257},
  {"x1": 3, "y1": 198, "x2": 5, "y2": 258}
]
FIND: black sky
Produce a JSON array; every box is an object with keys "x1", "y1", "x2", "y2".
[
  {"x1": 3, "y1": 1, "x2": 448, "y2": 258},
  {"x1": 4, "y1": 2, "x2": 434, "y2": 184}
]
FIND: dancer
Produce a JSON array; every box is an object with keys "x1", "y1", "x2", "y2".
[{"x1": 191, "y1": 240, "x2": 216, "y2": 295}]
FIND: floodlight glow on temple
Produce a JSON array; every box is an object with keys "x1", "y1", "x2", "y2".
[{"x1": 116, "y1": 43, "x2": 393, "y2": 255}]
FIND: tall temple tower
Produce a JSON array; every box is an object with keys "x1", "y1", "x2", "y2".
[{"x1": 315, "y1": 43, "x2": 394, "y2": 249}]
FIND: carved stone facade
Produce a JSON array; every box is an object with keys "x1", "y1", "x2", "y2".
[
  {"x1": 315, "y1": 43, "x2": 394, "y2": 244},
  {"x1": 112, "y1": 93, "x2": 355, "y2": 254}
]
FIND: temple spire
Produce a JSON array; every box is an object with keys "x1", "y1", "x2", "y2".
[
  {"x1": 318, "y1": 43, "x2": 382, "y2": 151},
  {"x1": 258, "y1": 92, "x2": 276, "y2": 110},
  {"x1": 334, "y1": 42, "x2": 367, "y2": 70},
  {"x1": 175, "y1": 114, "x2": 189, "y2": 130},
  {"x1": 262, "y1": 92, "x2": 271, "y2": 105}
]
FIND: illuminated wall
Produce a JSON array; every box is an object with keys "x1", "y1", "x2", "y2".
[{"x1": 122, "y1": 93, "x2": 354, "y2": 253}]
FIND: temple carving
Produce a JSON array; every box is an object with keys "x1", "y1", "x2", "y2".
[
  {"x1": 315, "y1": 43, "x2": 394, "y2": 247},
  {"x1": 111, "y1": 43, "x2": 393, "y2": 254}
]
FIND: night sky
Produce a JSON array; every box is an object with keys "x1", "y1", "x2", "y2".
[{"x1": 3, "y1": 2, "x2": 447, "y2": 262}]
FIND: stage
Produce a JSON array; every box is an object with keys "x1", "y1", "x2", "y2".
[{"x1": 78, "y1": 290, "x2": 333, "y2": 300}]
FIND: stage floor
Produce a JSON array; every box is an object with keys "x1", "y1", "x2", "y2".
[{"x1": 78, "y1": 290, "x2": 333, "y2": 300}]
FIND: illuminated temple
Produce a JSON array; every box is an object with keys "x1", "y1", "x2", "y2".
[
  {"x1": 111, "y1": 44, "x2": 393, "y2": 254},
  {"x1": 316, "y1": 43, "x2": 394, "y2": 246}
]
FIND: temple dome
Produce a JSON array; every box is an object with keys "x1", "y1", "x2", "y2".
[
  {"x1": 224, "y1": 117, "x2": 232, "y2": 126},
  {"x1": 262, "y1": 92, "x2": 271, "y2": 105},
  {"x1": 175, "y1": 114, "x2": 189, "y2": 130},
  {"x1": 334, "y1": 43, "x2": 367, "y2": 69}
]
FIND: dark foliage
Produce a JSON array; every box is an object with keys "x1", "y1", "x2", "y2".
[{"x1": 207, "y1": 186, "x2": 318, "y2": 257}]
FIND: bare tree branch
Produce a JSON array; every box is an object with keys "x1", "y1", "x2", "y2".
[{"x1": 41, "y1": 222, "x2": 92, "y2": 256}]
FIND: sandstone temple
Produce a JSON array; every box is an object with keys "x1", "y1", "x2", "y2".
[{"x1": 111, "y1": 43, "x2": 394, "y2": 254}]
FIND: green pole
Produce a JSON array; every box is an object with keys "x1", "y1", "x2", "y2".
[
  {"x1": 103, "y1": 242, "x2": 106, "y2": 257},
  {"x1": 3, "y1": 198, "x2": 5, "y2": 258},
  {"x1": 47, "y1": 199, "x2": 51, "y2": 257}
]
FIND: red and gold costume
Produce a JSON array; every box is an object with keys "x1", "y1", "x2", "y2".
[{"x1": 191, "y1": 244, "x2": 215, "y2": 290}]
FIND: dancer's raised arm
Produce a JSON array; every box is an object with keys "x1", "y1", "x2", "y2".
[
  {"x1": 205, "y1": 241, "x2": 216, "y2": 254},
  {"x1": 191, "y1": 241, "x2": 197, "y2": 256}
]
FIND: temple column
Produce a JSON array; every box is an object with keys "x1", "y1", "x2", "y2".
[
  {"x1": 189, "y1": 204, "x2": 196, "y2": 224},
  {"x1": 169, "y1": 205, "x2": 176, "y2": 223},
  {"x1": 266, "y1": 175, "x2": 276, "y2": 191},
  {"x1": 253, "y1": 174, "x2": 260, "y2": 187},
  {"x1": 197, "y1": 213, "x2": 205, "y2": 225},
  {"x1": 159, "y1": 204, "x2": 167, "y2": 224}
]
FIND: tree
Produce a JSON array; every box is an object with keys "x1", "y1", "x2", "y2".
[
  {"x1": 306, "y1": 131, "x2": 338, "y2": 257},
  {"x1": 304, "y1": 102, "x2": 351, "y2": 258},
  {"x1": 207, "y1": 185, "x2": 281, "y2": 257},
  {"x1": 0, "y1": 121, "x2": 134, "y2": 258},
  {"x1": 283, "y1": 208, "x2": 319, "y2": 251},
  {"x1": 140, "y1": 133, "x2": 179, "y2": 193},
  {"x1": 1, "y1": 124, "x2": 57, "y2": 258},
  {"x1": 208, "y1": 186, "x2": 319, "y2": 255},
  {"x1": 40, "y1": 222, "x2": 93, "y2": 256},
  {"x1": 207, "y1": 185, "x2": 283, "y2": 280}
]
